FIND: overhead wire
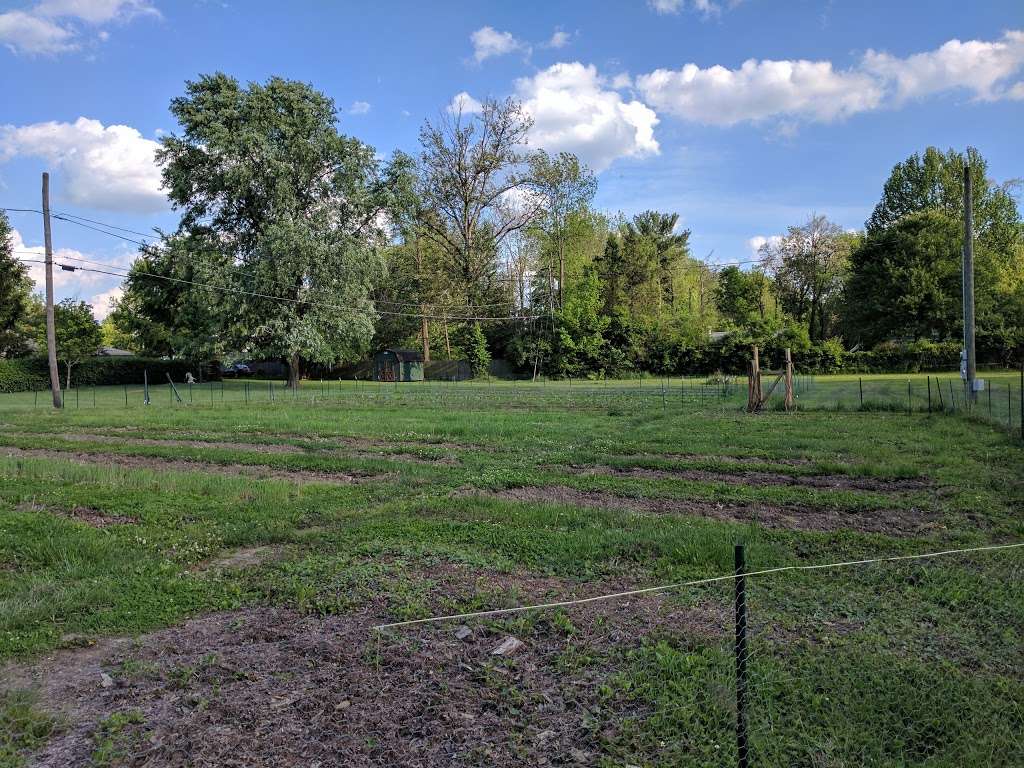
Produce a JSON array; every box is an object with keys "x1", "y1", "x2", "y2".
[{"x1": 12, "y1": 256, "x2": 545, "y2": 322}]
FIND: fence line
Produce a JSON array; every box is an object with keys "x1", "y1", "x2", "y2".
[{"x1": 373, "y1": 541, "x2": 1024, "y2": 630}]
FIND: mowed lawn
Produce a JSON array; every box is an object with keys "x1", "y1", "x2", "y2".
[{"x1": 0, "y1": 386, "x2": 1022, "y2": 767}]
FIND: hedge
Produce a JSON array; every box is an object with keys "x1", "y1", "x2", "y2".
[{"x1": 0, "y1": 357, "x2": 219, "y2": 393}]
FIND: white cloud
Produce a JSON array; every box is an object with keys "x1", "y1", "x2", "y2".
[
  {"x1": 0, "y1": 10, "x2": 76, "y2": 54},
  {"x1": 0, "y1": 0, "x2": 158, "y2": 55},
  {"x1": 747, "y1": 235, "x2": 782, "y2": 255},
  {"x1": 447, "y1": 91, "x2": 483, "y2": 115},
  {"x1": 635, "y1": 30, "x2": 1024, "y2": 128},
  {"x1": 89, "y1": 285, "x2": 123, "y2": 320},
  {"x1": 470, "y1": 25, "x2": 528, "y2": 63},
  {"x1": 648, "y1": 0, "x2": 724, "y2": 16},
  {"x1": 348, "y1": 100, "x2": 371, "y2": 115},
  {"x1": 8, "y1": 227, "x2": 129, "y2": 319},
  {"x1": 546, "y1": 29, "x2": 570, "y2": 49},
  {"x1": 611, "y1": 72, "x2": 632, "y2": 89},
  {"x1": 515, "y1": 62, "x2": 659, "y2": 172},
  {"x1": 637, "y1": 58, "x2": 884, "y2": 125},
  {"x1": 0, "y1": 116, "x2": 167, "y2": 212},
  {"x1": 35, "y1": 0, "x2": 158, "y2": 24},
  {"x1": 862, "y1": 30, "x2": 1024, "y2": 102},
  {"x1": 649, "y1": 0, "x2": 684, "y2": 13}
]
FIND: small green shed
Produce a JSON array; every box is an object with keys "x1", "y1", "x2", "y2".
[{"x1": 373, "y1": 349, "x2": 424, "y2": 382}]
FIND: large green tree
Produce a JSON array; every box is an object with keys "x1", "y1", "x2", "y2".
[
  {"x1": 845, "y1": 210, "x2": 963, "y2": 346},
  {"x1": 36, "y1": 299, "x2": 102, "y2": 389},
  {"x1": 866, "y1": 146, "x2": 1019, "y2": 253},
  {"x1": 855, "y1": 146, "x2": 1023, "y2": 356},
  {"x1": 530, "y1": 151, "x2": 597, "y2": 310},
  {"x1": 759, "y1": 214, "x2": 851, "y2": 341},
  {"x1": 156, "y1": 73, "x2": 403, "y2": 386},
  {"x1": 0, "y1": 212, "x2": 34, "y2": 357}
]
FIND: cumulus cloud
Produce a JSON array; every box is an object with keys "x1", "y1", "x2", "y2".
[
  {"x1": 0, "y1": 116, "x2": 167, "y2": 212},
  {"x1": 637, "y1": 59, "x2": 884, "y2": 125},
  {"x1": 447, "y1": 91, "x2": 483, "y2": 115},
  {"x1": 0, "y1": 10, "x2": 75, "y2": 54},
  {"x1": 8, "y1": 227, "x2": 129, "y2": 319},
  {"x1": 636, "y1": 30, "x2": 1024, "y2": 127},
  {"x1": 862, "y1": 30, "x2": 1024, "y2": 102},
  {"x1": 0, "y1": 0, "x2": 158, "y2": 55},
  {"x1": 348, "y1": 100, "x2": 371, "y2": 115},
  {"x1": 515, "y1": 62, "x2": 659, "y2": 172},
  {"x1": 470, "y1": 25, "x2": 528, "y2": 64}
]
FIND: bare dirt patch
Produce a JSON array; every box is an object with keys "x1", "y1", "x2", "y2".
[
  {"x1": 1, "y1": 447, "x2": 378, "y2": 485},
  {"x1": 55, "y1": 432, "x2": 304, "y2": 454},
  {"x1": 2, "y1": 562, "x2": 728, "y2": 767},
  {"x1": 15, "y1": 502, "x2": 137, "y2": 528},
  {"x1": 567, "y1": 465, "x2": 929, "y2": 492},
  {"x1": 30, "y1": 431, "x2": 459, "y2": 465},
  {"x1": 626, "y1": 451, "x2": 814, "y2": 467},
  {"x1": 475, "y1": 485, "x2": 937, "y2": 536},
  {"x1": 192, "y1": 545, "x2": 282, "y2": 573}
]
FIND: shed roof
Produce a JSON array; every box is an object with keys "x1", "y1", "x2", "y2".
[{"x1": 379, "y1": 348, "x2": 424, "y2": 363}]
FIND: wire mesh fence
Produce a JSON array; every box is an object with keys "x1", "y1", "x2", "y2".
[
  {"x1": 740, "y1": 546, "x2": 1024, "y2": 767},
  {"x1": 2, "y1": 368, "x2": 1022, "y2": 439}
]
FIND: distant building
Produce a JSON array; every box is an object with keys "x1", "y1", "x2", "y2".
[
  {"x1": 96, "y1": 346, "x2": 133, "y2": 357},
  {"x1": 373, "y1": 349, "x2": 424, "y2": 382},
  {"x1": 708, "y1": 331, "x2": 731, "y2": 343}
]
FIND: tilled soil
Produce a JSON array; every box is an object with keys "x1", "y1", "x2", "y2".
[
  {"x1": 0, "y1": 447, "x2": 378, "y2": 485},
  {"x1": 476, "y1": 485, "x2": 938, "y2": 536},
  {"x1": 14, "y1": 502, "x2": 137, "y2": 528},
  {"x1": 566, "y1": 465, "x2": 930, "y2": 492},
  {"x1": 3, "y1": 564, "x2": 730, "y2": 767},
  {"x1": 5, "y1": 432, "x2": 459, "y2": 465}
]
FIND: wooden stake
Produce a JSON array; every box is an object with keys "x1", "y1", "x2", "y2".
[{"x1": 784, "y1": 348, "x2": 794, "y2": 411}]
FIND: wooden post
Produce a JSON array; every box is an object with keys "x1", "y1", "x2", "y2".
[
  {"x1": 784, "y1": 348, "x2": 794, "y2": 411},
  {"x1": 747, "y1": 345, "x2": 762, "y2": 412},
  {"x1": 42, "y1": 173, "x2": 62, "y2": 409}
]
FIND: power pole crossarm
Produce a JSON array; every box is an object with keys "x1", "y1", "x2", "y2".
[{"x1": 42, "y1": 172, "x2": 62, "y2": 409}]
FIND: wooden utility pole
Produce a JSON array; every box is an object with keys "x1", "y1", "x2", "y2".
[
  {"x1": 962, "y1": 163, "x2": 977, "y2": 405},
  {"x1": 42, "y1": 172, "x2": 62, "y2": 409}
]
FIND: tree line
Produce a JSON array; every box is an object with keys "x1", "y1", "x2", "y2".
[{"x1": 1, "y1": 74, "x2": 1022, "y2": 385}]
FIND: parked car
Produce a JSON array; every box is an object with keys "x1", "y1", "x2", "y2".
[{"x1": 223, "y1": 362, "x2": 253, "y2": 377}]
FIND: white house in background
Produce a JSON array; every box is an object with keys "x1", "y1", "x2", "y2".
[{"x1": 96, "y1": 347, "x2": 133, "y2": 357}]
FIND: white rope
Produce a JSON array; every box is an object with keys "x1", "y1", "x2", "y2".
[{"x1": 373, "y1": 541, "x2": 1024, "y2": 631}]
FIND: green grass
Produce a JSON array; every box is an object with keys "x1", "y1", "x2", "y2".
[{"x1": 0, "y1": 379, "x2": 1022, "y2": 766}]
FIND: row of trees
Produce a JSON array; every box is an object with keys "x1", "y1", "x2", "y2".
[{"x1": 1, "y1": 74, "x2": 1022, "y2": 381}]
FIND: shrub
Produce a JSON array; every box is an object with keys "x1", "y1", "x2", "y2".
[{"x1": 0, "y1": 356, "x2": 217, "y2": 393}]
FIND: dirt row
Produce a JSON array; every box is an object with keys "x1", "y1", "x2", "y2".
[
  {"x1": 474, "y1": 486, "x2": 938, "y2": 536},
  {"x1": 568, "y1": 464, "x2": 930, "y2": 492},
  {"x1": 1, "y1": 447, "x2": 376, "y2": 485},
  {"x1": 3, "y1": 563, "x2": 730, "y2": 767}
]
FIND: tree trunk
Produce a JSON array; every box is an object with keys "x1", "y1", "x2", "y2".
[
  {"x1": 288, "y1": 351, "x2": 301, "y2": 389},
  {"x1": 65, "y1": 362, "x2": 72, "y2": 391},
  {"x1": 421, "y1": 314, "x2": 431, "y2": 362},
  {"x1": 443, "y1": 315, "x2": 451, "y2": 359}
]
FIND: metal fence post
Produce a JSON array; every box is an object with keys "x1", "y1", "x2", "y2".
[{"x1": 735, "y1": 544, "x2": 750, "y2": 768}]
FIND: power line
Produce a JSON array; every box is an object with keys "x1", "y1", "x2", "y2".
[{"x1": 13, "y1": 256, "x2": 545, "y2": 322}]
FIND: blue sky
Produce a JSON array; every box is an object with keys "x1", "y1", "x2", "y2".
[{"x1": 1, "y1": 0, "x2": 1022, "y2": 318}]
